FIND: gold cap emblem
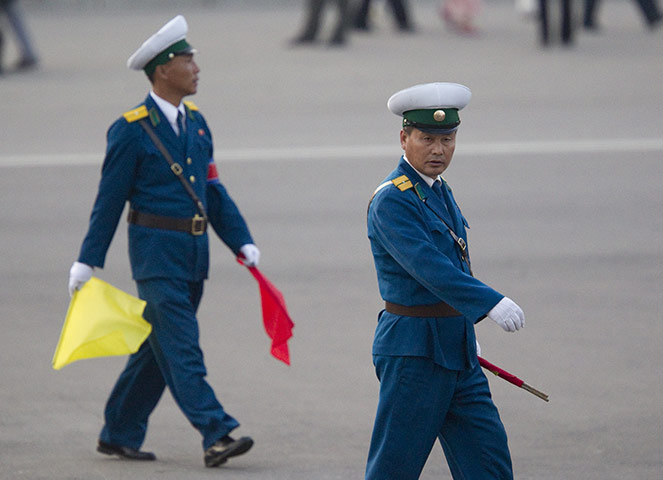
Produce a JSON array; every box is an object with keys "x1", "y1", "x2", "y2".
[{"x1": 433, "y1": 110, "x2": 446, "y2": 122}]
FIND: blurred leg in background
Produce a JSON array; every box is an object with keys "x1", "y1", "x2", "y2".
[{"x1": 0, "y1": 0, "x2": 39, "y2": 71}]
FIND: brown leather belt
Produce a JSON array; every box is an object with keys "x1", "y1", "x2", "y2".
[
  {"x1": 128, "y1": 209, "x2": 207, "y2": 236},
  {"x1": 385, "y1": 301, "x2": 460, "y2": 318}
]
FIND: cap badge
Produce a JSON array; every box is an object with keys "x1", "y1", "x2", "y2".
[{"x1": 433, "y1": 110, "x2": 446, "y2": 122}]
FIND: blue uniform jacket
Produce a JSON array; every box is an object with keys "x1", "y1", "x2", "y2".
[
  {"x1": 78, "y1": 95, "x2": 253, "y2": 282},
  {"x1": 367, "y1": 157, "x2": 503, "y2": 370}
]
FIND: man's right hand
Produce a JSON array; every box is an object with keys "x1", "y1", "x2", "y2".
[
  {"x1": 68, "y1": 261, "x2": 93, "y2": 297},
  {"x1": 487, "y1": 297, "x2": 525, "y2": 332}
]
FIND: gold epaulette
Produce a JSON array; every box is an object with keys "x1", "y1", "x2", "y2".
[
  {"x1": 184, "y1": 100, "x2": 199, "y2": 111},
  {"x1": 123, "y1": 105, "x2": 148, "y2": 123},
  {"x1": 391, "y1": 175, "x2": 413, "y2": 191},
  {"x1": 368, "y1": 174, "x2": 414, "y2": 213}
]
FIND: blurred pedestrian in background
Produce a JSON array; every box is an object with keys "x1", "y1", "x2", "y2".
[
  {"x1": 0, "y1": 21, "x2": 4, "y2": 74},
  {"x1": 439, "y1": 0, "x2": 481, "y2": 35},
  {"x1": 292, "y1": 0, "x2": 351, "y2": 46},
  {"x1": 0, "y1": 0, "x2": 38, "y2": 73},
  {"x1": 353, "y1": 0, "x2": 415, "y2": 32},
  {"x1": 514, "y1": 0, "x2": 537, "y2": 18},
  {"x1": 538, "y1": 0, "x2": 574, "y2": 46},
  {"x1": 583, "y1": 0, "x2": 662, "y2": 30}
]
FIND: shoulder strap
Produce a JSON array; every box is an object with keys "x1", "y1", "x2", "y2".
[
  {"x1": 138, "y1": 119, "x2": 208, "y2": 221},
  {"x1": 368, "y1": 174, "x2": 414, "y2": 211},
  {"x1": 183, "y1": 101, "x2": 199, "y2": 121},
  {"x1": 391, "y1": 175, "x2": 413, "y2": 191},
  {"x1": 183, "y1": 100, "x2": 199, "y2": 111},
  {"x1": 123, "y1": 105, "x2": 149, "y2": 123}
]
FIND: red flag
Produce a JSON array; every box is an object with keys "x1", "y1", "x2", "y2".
[{"x1": 239, "y1": 259, "x2": 294, "y2": 365}]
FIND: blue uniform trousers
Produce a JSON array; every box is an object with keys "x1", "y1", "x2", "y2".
[
  {"x1": 365, "y1": 355, "x2": 513, "y2": 480},
  {"x1": 99, "y1": 277, "x2": 239, "y2": 451}
]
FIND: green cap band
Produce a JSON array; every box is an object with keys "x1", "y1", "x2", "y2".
[
  {"x1": 402, "y1": 108, "x2": 460, "y2": 129},
  {"x1": 144, "y1": 39, "x2": 192, "y2": 76}
]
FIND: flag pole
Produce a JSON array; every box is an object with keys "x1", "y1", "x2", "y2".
[{"x1": 478, "y1": 356, "x2": 549, "y2": 402}]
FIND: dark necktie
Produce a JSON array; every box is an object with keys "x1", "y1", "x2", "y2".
[
  {"x1": 431, "y1": 180, "x2": 450, "y2": 215},
  {"x1": 431, "y1": 179, "x2": 444, "y2": 199},
  {"x1": 177, "y1": 110, "x2": 186, "y2": 137}
]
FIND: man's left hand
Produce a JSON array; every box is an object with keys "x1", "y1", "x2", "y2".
[
  {"x1": 239, "y1": 244, "x2": 260, "y2": 267},
  {"x1": 487, "y1": 297, "x2": 525, "y2": 332}
]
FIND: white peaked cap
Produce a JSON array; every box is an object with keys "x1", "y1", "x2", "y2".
[
  {"x1": 127, "y1": 15, "x2": 191, "y2": 71},
  {"x1": 387, "y1": 82, "x2": 471, "y2": 116}
]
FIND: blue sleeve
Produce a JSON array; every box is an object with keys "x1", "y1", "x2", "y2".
[
  {"x1": 196, "y1": 116, "x2": 254, "y2": 255},
  {"x1": 206, "y1": 181, "x2": 254, "y2": 255},
  {"x1": 78, "y1": 119, "x2": 138, "y2": 268}
]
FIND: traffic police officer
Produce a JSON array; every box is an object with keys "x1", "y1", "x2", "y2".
[
  {"x1": 68, "y1": 15, "x2": 257, "y2": 467},
  {"x1": 365, "y1": 82, "x2": 525, "y2": 479}
]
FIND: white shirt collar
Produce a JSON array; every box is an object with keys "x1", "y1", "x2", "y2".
[
  {"x1": 149, "y1": 91, "x2": 185, "y2": 135},
  {"x1": 403, "y1": 155, "x2": 440, "y2": 187}
]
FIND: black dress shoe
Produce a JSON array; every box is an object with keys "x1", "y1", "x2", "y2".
[
  {"x1": 290, "y1": 34, "x2": 317, "y2": 46},
  {"x1": 647, "y1": 14, "x2": 662, "y2": 30},
  {"x1": 328, "y1": 35, "x2": 347, "y2": 46},
  {"x1": 97, "y1": 440, "x2": 156, "y2": 461},
  {"x1": 204, "y1": 435, "x2": 253, "y2": 467},
  {"x1": 14, "y1": 57, "x2": 38, "y2": 72}
]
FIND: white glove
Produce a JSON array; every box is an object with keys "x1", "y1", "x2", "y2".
[
  {"x1": 239, "y1": 244, "x2": 260, "y2": 267},
  {"x1": 68, "y1": 261, "x2": 93, "y2": 297},
  {"x1": 475, "y1": 339, "x2": 482, "y2": 357},
  {"x1": 487, "y1": 297, "x2": 525, "y2": 332}
]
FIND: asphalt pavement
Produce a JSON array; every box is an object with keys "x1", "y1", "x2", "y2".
[{"x1": 1, "y1": 1, "x2": 662, "y2": 479}]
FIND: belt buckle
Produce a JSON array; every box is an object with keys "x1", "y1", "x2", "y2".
[
  {"x1": 191, "y1": 214, "x2": 206, "y2": 235},
  {"x1": 170, "y1": 163, "x2": 183, "y2": 175}
]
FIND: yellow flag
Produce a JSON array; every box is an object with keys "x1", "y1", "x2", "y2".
[{"x1": 52, "y1": 277, "x2": 151, "y2": 370}]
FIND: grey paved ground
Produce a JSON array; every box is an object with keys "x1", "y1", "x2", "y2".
[{"x1": 1, "y1": 1, "x2": 662, "y2": 479}]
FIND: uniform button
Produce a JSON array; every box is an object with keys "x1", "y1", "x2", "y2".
[
  {"x1": 189, "y1": 175, "x2": 196, "y2": 183},
  {"x1": 187, "y1": 157, "x2": 192, "y2": 165}
]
